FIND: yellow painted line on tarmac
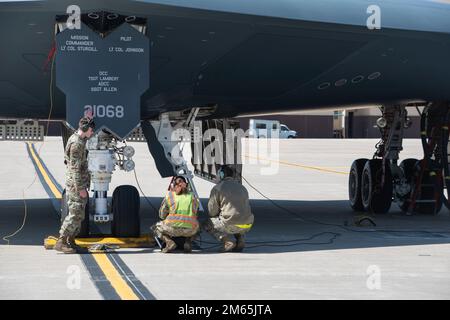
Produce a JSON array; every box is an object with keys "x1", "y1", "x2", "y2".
[
  {"x1": 27, "y1": 142, "x2": 62, "y2": 198},
  {"x1": 245, "y1": 155, "x2": 349, "y2": 175},
  {"x1": 28, "y1": 142, "x2": 140, "y2": 300},
  {"x1": 92, "y1": 253, "x2": 140, "y2": 300}
]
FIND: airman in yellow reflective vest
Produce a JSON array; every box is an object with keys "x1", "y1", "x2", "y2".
[{"x1": 152, "y1": 176, "x2": 200, "y2": 253}]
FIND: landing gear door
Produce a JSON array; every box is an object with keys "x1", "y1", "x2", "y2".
[
  {"x1": 191, "y1": 119, "x2": 243, "y2": 184},
  {"x1": 56, "y1": 22, "x2": 150, "y2": 140}
]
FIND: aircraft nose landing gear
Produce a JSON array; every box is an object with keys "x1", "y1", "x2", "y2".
[
  {"x1": 60, "y1": 129, "x2": 141, "y2": 238},
  {"x1": 87, "y1": 130, "x2": 140, "y2": 236},
  {"x1": 348, "y1": 102, "x2": 450, "y2": 215}
]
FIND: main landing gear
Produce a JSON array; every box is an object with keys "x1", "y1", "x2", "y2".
[{"x1": 348, "y1": 101, "x2": 450, "y2": 215}]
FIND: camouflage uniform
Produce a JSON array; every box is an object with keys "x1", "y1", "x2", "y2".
[
  {"x1": 203, "y1": 217, "x2": 248, "y2": 241},
  {"x1": 151, "y1": 191, "x2": 200, "y2": 239},
  {"x1": 59, "y1": 132, "x2": 90, "y2": 237},
  {"x1": 152, "y1": 221, "x2": 198, "y2": 238},
  {"x1": 204, "y1": 177, "x2": 254, "y2": 241}
]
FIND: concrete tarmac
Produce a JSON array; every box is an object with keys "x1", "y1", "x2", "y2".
[{"x1": 0, "y1": 138, "x2": 449, "y2": 299}]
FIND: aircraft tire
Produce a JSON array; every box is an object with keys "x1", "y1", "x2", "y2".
[
  {"x1": 361, "y1": 159, "x2": 393, "y2": 214},
  {"x1": 398, "y1": 158, "x2": 418, "y2": 212},
  {"x1": 348, "y1": 158, "x2": 368, "y2": 211},
  {"x1": 112, "y1": 185, "x2": 140, "y2": 237}
]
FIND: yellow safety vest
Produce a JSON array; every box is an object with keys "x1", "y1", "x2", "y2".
[{"x1": 164, "y1": 191, "x2": 199, "y2": 229}]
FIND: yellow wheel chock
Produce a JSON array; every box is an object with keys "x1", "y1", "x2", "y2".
[{"x1": 44, "y1": 235, "x2": 156, "y2": 250}]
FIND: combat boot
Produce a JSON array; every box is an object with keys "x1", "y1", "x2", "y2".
[
  {"x1": 161, "y1": 235, "x2": 177, "y2": 253},
  {"x1": 67, "y1": 236, "x2": 84, "y2": 252},
  {"x1": 221, "y1": 236, "x2": 235, "y2": 252},
  {"x1": 233, "y1": 234, "x2": 245, "y2": 252},
  {"x1": 54, "y1": 236, "x2": 76, "y2": 254},
  {"x1": 183, "y1": 237, "x2": 193, "y2": 253}
]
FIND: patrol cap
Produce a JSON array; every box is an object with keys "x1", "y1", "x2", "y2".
[{"x1": 79, "y1": 117, "x2": 95, "y2": 132}]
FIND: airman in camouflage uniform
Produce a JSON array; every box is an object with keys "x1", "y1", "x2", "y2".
[
  {"x1": 203, "y1": 165, "x2": 254, "y2": 252},
  {"x1": 55, "y1": 117, "x2": 95, "y2": 254}
]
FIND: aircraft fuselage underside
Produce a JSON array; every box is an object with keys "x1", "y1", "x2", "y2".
[{"x1": 0, "y1": 1, "x2": 449, "y2": 121}]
